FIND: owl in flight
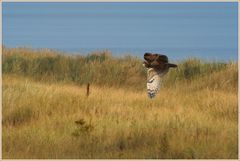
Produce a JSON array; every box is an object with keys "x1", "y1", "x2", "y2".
[{"x1": 143, "y1": 52, "x2": 177, "y2": 98}]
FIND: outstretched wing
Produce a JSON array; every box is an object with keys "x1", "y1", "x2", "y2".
[
  {"x1": 156, "y1": 54, "x2": 168, "y2": 64},
  {"x1": 144, "y1": 53, "x2": 169, "y2": 69},
  {"x1": 147, "y1": 73, "x2": 161, "y2": 98}
]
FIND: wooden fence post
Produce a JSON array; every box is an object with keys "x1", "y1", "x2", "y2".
[{"x1": 86, "y1": 83, "x2": 90, "y2": 97}]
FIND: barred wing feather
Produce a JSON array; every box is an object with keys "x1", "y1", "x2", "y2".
[{"x1": 147, "y1": 74, "x2": 161, "y2": 98}]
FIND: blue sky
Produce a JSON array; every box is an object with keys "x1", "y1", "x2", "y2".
[{"x1": 3, "y1": 2, "x2": 238, "y2": 61}]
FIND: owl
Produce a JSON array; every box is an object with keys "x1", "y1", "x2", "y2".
[{"x1": 143, "y1": 52, "x2": 177, "y2": 98}]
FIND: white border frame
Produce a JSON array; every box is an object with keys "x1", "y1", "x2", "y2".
[{"x1": 1, "y1": 1, "x2": 239, "y2": 161}]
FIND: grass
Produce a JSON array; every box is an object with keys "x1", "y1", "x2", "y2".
[{"x1": 2, "y1": 47, "x2": 238, "y2": 159}]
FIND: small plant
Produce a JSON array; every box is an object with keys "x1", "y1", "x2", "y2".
[{"x1": 72, "y1": 118, "x2": 94, "y2": 137}]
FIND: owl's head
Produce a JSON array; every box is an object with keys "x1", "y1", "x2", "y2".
[{"x1": 144, "y1": 52, "x2": 159, "y2": 63}]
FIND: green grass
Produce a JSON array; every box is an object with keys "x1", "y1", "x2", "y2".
[{"x1": 2, "y1": 47, "x2": 238, "y2": 159}]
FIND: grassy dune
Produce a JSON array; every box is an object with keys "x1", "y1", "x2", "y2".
[{"x1": 2, "y1": 47, "x2": 238, "y2": 159}]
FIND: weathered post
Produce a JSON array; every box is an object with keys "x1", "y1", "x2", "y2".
[{"x1": 86, "y1": 83, "x2": 90, "y2": 97}]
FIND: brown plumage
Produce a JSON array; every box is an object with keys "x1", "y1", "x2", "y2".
[
  {"x1": 143, "y1": 52, "x2": 177, "y2": 71},
  {"x1": 143, "y1": 52, "x2": 177, "y2": 98}
]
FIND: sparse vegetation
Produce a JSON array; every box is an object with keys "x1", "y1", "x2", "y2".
[{"x1": 2, "y1": 47, "x2": 238, "y2": 159}]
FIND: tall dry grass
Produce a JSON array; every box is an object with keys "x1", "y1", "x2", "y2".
[
  {"x1": 2, "y1": 47, "x2": 238, "y2": 159},
  {"x1": 3, "y1": 47, "x2": 145, "y2": 90},
  {"x1": 3, "y1": 47, "x2": 235, "y2": 90}
]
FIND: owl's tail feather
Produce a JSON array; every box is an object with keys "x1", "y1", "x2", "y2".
[
  {"x1": 148, "y1": 91, "x2": 156, "y2": 99},
  {"x1": 167, "y1": 63, "x2": 177, "y2": 68}
]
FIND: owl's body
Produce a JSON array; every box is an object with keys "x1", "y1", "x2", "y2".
[
  {"x1": 143, "y1": 53, "x2": 177, "y2": 98},
  {"x1": 146, "y1": 68, "x2": 162, "y2": 98}
]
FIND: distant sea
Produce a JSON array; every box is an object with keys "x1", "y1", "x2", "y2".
[{"x1": 3, "y1": 2, "x2": 238, "y2": 62}]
